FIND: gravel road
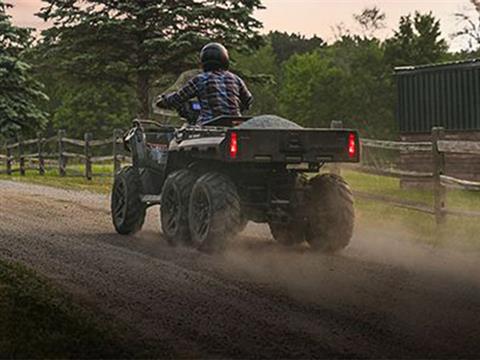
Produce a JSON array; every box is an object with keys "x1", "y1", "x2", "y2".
[{"x1": 0, "y1": 180, "x2": 479, "y2": 358}]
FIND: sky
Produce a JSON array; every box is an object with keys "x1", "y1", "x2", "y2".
[{"x1": 7, "y1": 0, "x2": 479, "y2": 51}]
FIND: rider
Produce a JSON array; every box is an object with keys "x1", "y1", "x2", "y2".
[{"x1": 155, "y1": 43, "x2": 253, "y2": 125}]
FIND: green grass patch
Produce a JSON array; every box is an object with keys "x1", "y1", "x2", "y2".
[
  {"x1": 343, "y1": 169, "x2": 480, "y2": 212},
  {"x1": 0, "y1": 164, "x2": 113, "y2": 194},
  {"x1": 0, "y1": 260, "x2": 131, "y2": 358},
  {"x1": 341, "y1": 170, "x2": 480, "y2": 250}
]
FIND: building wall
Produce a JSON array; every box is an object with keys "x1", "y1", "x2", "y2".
[{"x1": 396, "y1": 60, "x2": 480, "y2": 133}]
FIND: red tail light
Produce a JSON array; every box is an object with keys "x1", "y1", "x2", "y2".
[
  {"x1": 229, "y1": 132, "x2": 238, "y2": 159},
  {"x1": 348, "y1": 132, "x2": 357, "y2": 159}
]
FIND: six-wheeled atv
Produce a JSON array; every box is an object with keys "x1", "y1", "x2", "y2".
[{"x1": 111, "y1": 102, "x2": 359, "y2": 253}]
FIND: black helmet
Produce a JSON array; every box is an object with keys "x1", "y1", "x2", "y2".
[{"x1": 200, "y1": 43, "x2": 229, "y2": 71}]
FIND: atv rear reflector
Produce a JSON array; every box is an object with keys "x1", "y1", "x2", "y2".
[
  {"x1": 348, "y1": 132, "x2": 357, "y2": 159},
  {"x1": 229, "y1": 132, "x2": 238, "y2": 159}
]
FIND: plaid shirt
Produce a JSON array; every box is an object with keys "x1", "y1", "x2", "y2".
[{"x1": 158, "y1": 70, "x2": 253, "y2": 124}]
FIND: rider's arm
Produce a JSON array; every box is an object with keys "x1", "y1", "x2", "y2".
[
  {"x1": 156, "y1": 77, "x2": 200, "y2": 109},
  {"x1": 238, "y1": 77, "x2": 253, "y2": 111}
]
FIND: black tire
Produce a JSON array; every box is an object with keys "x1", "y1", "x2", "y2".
[
  {"x1": 160, "y1": 170, "x2": 197, "y2": 246},
  {"x1": 305, "y1": 174, "x2": 354, "y2": 252},
  {"x1": 188, "y1": 172, "x2": 241, "y2": 252},
  {"x1": 269, "y1": 222, "x2": 305, "y2": 246},
  {"x1": 111, "y1": 166, "x2": 146, "y2": 235}
]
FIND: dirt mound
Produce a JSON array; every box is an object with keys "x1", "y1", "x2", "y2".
[{"x1": 237, "y1": 115, "x2": 303, "y2": 129}]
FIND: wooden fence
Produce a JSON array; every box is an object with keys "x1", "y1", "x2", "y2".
[
  {"x1": 335, "y1": 122, "x2": 480, "y2": 224},
  {"x1": 0, "y1": 129, "x2": 128, "y2": 180},
  {"x1": 1, "y1": 124, "x2": 479, "y2": 224}
]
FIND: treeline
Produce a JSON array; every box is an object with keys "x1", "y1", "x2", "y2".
[
  {"x1": 1, "y1": 1, "x2": 480, "y2": 141},
  {"x1": 238, "y1": 10, "x2": 480, "y2": 138}
]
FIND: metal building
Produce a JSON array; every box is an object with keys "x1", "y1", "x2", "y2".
[
  {"x1": 395, "y1": 59, "x2": 480, "y2": 186},
  {"x1": 395, "y1": 59, "x2": 480, "y2": 133}
]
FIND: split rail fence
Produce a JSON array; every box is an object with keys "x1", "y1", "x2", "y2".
[
  {"x1": 0, "y1": 129, "x2": 128, "y2": 180},
  {"x1": 1, "y1": 123, "x2": 479, "y2": 224},
  {"x1": 335, "y1": 122, "x2": 480, "y2": 224}
]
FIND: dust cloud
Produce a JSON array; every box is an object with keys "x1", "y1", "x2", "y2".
[{"x1": 221, "y1": 219, "x2": 480, "y2": 306}]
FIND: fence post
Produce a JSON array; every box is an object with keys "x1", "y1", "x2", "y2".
[
  {"x1": 58, "y1": 129, "x2": 66, "y2": 177},
  {"x1": 38, "y1": 132, "x2": 45, "y2": 176},
  {"x1": 432, "y1": 127, "x2": 446, "y2": 225},
  {"x1": 112, "y1": 129, "x2": 122, "y2": 174},
  {"x1": 84, "y1": 132, "x2": 92, "y2": 181},
  {"x1": 6, "y1": 143, "x2": 12, "y2": 175},
  {"x1": 330, "y1": 120, "x2": 343, "y2": 176},
  {"x1": 18, "y1": 134, "x2": 25, "y2": 176}
]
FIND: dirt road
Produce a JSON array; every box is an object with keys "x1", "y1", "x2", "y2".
[{"x1": 0, "y1": 180, "x2": 479, "y2": 358}]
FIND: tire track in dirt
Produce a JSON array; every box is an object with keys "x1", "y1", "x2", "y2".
[{"x1": 0, "y1": 180, "x2": 479, "y2": 358}]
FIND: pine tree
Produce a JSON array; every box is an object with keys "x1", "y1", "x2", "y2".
[
  {"x1": 38, "y1": 0, "x2": 264, "y2": 118},
  {"x1": 0, "y1": 1, "x2": 47, "y2": 136},
  {"x1": 384, "y1": 12, "x2": 448, "y2": 67}
]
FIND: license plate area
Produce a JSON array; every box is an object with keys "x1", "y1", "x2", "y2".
[{"x1": 286, "y1": 162, "x2": 309, "y2": 170}]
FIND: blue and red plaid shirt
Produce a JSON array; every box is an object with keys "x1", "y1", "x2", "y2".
[{"x1": 158, "y1": 70, "x2": 253, "y2": 124}]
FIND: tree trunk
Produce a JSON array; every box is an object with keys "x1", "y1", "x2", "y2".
[{"x1": 136, "y1": 72, "x2": 150, "y2": 119}]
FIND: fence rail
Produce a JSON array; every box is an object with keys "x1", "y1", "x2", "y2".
[
  {"x1": 440, "y1": 175, "x2": 480, "y2": 191},
  {"x1": 437, "y1": 140, "x2": 480, "y2": 156},
  {"x1": 361, "y1": 139, "x2": 432, "y2": 152},
  {"x1": 1, "y1": 129, "x2": 125, "y2": 178},
  {"x1": 346, "y1": 163, "x2": 433, "y2": 179},
  {"x1": 343, "y1": 124, "x2": 480, "y2": 224}
]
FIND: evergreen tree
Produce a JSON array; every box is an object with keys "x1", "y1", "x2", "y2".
[
  {"x1": 384, "y1": 12, "x2": 448, "y2": 67},
  {"x1": 38, "y1": 0, "x2": 264, "y2": 118},
  {"x1": 269, "y1": 31, "x2": 325, "y2": 64},
  {"x1": 0, "y1": 1, "x2": 47, "y2": 136}
]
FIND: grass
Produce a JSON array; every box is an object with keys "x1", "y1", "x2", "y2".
[
  {"x1": 0, "y1": 260, "x2": 132, "y2": 358},
  {"x1": 0, "y1": 164, "x2": 114, "y2": 194},
  {"x1": 1, "y1": 163, "x2": 479, "y2": 250},
  {"x1": 341, "y1": 169, "x2": 480, "y2": 250}
]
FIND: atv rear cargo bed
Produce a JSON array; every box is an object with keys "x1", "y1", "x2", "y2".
[{"x1": 225, "y1": 128, "x2": 359, "y2": 163}]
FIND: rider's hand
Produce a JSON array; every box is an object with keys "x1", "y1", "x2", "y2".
[{"x1": 155, "y1": 94, "x2": 168, "y2": 108}]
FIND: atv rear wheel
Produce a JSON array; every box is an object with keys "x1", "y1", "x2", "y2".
[
  {"x1": 160, "y1": 170, "x2": 196, "y2": 246},
  {"x1": 188, "y1": 172, "x2": 241, "y2": 252},
  {"x1": 269, "y1": 222, "x2": 305, "y2": 246},
  {"x1": 305, "y1": 174, "x2": 354, "y2": 252},
  {"x1": 111, "y1": 166, "x2": 146, "y2": 235}
]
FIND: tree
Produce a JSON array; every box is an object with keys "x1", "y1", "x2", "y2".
[
  {"x1": 234, "y1": 44, "x2": 280, "y2": 115},
  {"x1": 384, "y1": 12, "x2": 449, "y2": 67},
  {"x1": 52, "y1": 83, "x2": 136, "y2": 139},
  {"x1": 453, "y1": 0, "x2": 480, "y2": 50},
  {"x1": 353, "y1": 6, "x2": 386, "y2": 38},
  {"x1": 327, "y1": 36, "x2": 396, "y2": 138},
  {"x1": 279, "y1": 36, "x2": 397, "y2": 138},
  {"x1": 279, "y1": 51, "x2": 346, "y2": 128},
  {"x1": 0, "y1": 1, "x2": 47, "y2": 136},
  {"x1": 269, "y1": 31, "x2": 325, "y2": 64},
  {"x1": 38, "y1": 0, "x2": 264, "y2": 118}
]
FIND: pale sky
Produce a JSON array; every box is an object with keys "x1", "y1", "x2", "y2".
[{"x1": 8, "y1": 0, "x2": 479, "y2": 50}]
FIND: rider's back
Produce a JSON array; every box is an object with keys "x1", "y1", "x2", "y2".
[
  {"x1": 156, "y1": 43, "x2": 253, "y2": 125},
  {"x1": 194, "y1": 70, "x2": 252, "y2": 124}
]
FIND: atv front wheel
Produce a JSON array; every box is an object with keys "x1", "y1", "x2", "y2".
[
  {"x1": 111, "y1": 166, "x2": 146, "y2": 235},
  {"x1": 305, "y1": 174, "x2": 354, "y2": 252},
  {"x1": 188, "y1": 172, "x2": 241, "y2": 252},
  {"x1": 160, "y1": 170, "x2": 197, "y2": 246}
]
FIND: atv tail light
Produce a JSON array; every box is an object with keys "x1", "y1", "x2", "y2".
[
  {"x1": 229, "y1": 132, "x2": 238, "y2": 159},
  {"x1": 348, "y1": 132, "x2": 357, "y2": 159}
]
